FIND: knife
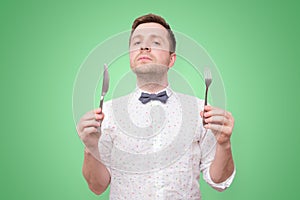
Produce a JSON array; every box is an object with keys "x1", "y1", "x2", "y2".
[{"x1": 99, "y1": 63, "x2": 109, "y2": 110}]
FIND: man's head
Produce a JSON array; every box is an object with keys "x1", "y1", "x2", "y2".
[
  {"x1": 129, "y1": 14, "x2": 176, "y2": 70},
  {"x1": 130, "y1": 14, "x2": 176, "y2": 53}
]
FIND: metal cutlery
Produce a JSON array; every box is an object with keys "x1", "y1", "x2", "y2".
[
  {"x1": 99, "y1": 64, "x2": 109, "y2": 110},
  {"x1": 203, "y1": 67, "x2": 212, "y2": 125}
]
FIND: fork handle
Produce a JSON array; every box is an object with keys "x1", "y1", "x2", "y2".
[{"x1": 203, "y1": 86, "x2": 209, "y2": 125}]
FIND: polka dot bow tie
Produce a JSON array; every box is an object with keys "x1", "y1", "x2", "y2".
[{"x1": 138, "y1": 91, "x2": 169, "y2": 104}]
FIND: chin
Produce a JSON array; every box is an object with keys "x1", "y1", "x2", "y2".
[
  {"x1": 138, "y1": 60, "x2": 153, "y2": 65},
  {"x1": 132, "y1": 63, "x2": 169, "y2": 75}
]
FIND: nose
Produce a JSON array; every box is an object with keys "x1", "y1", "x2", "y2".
[{"x1": 140, "y1": 47, "x2": 151, "y2": 52}]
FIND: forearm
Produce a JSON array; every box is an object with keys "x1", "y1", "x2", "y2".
[
  {"x1": 209, "y1": 141, "x2": 234, "y2": 183},
  {"x1": 82, "y1": 148, "x2": 110, "y2": 195}
]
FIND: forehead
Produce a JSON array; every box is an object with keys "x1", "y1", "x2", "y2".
[{"x1": 131, "y1": 22, "x2": 169, "y2": 39}]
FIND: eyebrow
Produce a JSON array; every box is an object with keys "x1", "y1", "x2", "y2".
[
  {"x1": 131, "y1": 34, "x2": 166, "y2": 41},
  {"x1": 149, "y1": 34, "x2": 165, "y2": 41},
  {"x1": 131, "y1": 35, "x2": 142, "y2": 40}
]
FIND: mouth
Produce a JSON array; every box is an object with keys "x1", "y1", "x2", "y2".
[{"x1": 137, "y1": 56, "x2": 152, "y2": 61}]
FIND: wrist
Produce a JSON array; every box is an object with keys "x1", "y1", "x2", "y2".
[
  {"x1": 217, "y1": 140, "x2": 231, "y2": 150},
  {"x1": 84, "y1": 147, "x2": 101, "y2": 161},
  {"x1": 84, "y1": 147, "x2": 98, "y2": 155},
  {"x1": 84, "y1": 147, "x2": 92, "y2": 155}
]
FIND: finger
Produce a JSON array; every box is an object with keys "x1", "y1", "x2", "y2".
[
  {"x1": 200, "y1": 111, "x2": 204, "y2": 118},
  {"x1": 95, "y1": 113, "x2": 105, "y2": 121},
  {"x1": 78, "y1": 119, "x2": 101, "y2": 132},
  {"x1": 203, "y1": 105, "x2": 213, "y2": 112},
  {"x1": 204, "y1": 123, "x2": 222, "y2": 133},
  {"x1": 204, "y1": 108, "x2": 225, "y2": 117},
  {"x1": 204, "y1": 105, "x2": 222, "y2": 112},
  {"x1": 204, "y1": 108, "x2": 231, "y2": 118},
  {"x1": 80, "y1": 108, "x2": 104, "y2": 122},
  {"x1": 201, "y1": 108, "x2": 212, "y2": 116},
  {"x1": 206, "y1": 105, "x2": 225, "y2": 111},
  {"x1": 82, "y1": 126, "x2": 99, "y2": 135},
  {"x1": 204, "y1": 115, "x2": 229, "y2": 125},
  {"x1": 94, "y1": 108, "x2": 102, "y2": 114},
  {"x1": 79, "y1": 110, "x2": 96, "y2": 123},
  {"x1": 79, "y1": 127, "x2": 100, "y2": 142},
  {"x1": 204, "y1": 123, "x2": 233, "y2": 136}
]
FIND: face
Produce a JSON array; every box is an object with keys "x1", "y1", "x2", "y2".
[{"x1": 129, "y1": 23, "x2": 176, "y2": 69}]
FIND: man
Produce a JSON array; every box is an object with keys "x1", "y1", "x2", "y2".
[{"x1": 76, "y1": 14, "x2": 235, "y2": 199}]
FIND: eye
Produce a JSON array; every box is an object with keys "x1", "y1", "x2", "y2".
[
  {"x1": 153, "y1": 41, "x2": 160, "y2": 45},
  {"x1": 133, "y1": 41, "x2": 141, "y2": 46}
]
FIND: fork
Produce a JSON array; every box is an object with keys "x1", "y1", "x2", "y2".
[
  {"x1": 203, "y1": 67, "x2": 212, "y2": 125},
  {"x1": 99, "y1": 63, "x2": 109, "y2": 110}
]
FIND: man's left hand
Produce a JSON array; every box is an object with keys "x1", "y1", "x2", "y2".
[{"x1": 200, "y1": 105, "x2": 235, "y2": 145}]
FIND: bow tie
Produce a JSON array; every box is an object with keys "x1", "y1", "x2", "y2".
[{"x1": 138, "y1": 91, "x2": 169, "y2": 104}]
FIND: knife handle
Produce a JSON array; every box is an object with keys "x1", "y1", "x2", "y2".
[{"x1": 99, "y1": 95, "x2": 104, "y2": 110}]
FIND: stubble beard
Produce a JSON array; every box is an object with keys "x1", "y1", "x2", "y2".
[{"x1": 132, "y1": 63, "x2": 169, "y2": 91}]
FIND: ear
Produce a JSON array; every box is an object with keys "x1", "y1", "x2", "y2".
[{"x1": 168, "y1": 52, "x2": 176, "y2": 68}]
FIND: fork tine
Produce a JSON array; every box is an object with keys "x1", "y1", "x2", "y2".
[{"x1": 204, "y1": 67, "x2": 212, "y2": 86}]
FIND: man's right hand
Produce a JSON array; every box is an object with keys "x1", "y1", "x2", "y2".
[
  {"x1": 76, "y1": 108, "x2": 105, "y2": 151},
  {"x1": 78, "y1": 108, "x2": 110, "y2": 195}
]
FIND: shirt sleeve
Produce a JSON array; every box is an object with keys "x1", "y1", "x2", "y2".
[
  {"x1": 204, "y1": 166, "x2": 236, "y2": 191},
  {"x1": 199, "y1": 128, "x2": 236, "y2": 191}
]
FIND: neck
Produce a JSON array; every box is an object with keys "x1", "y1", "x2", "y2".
[
  {"x1": 133, "y1": 64, "x2": 169, "y2": 93},
  {"x1": 137, "y1": 77, "x2": 168, "y2": 93}
]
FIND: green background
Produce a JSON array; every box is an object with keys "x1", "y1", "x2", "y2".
[{"x1": 1, "y1": 0, "x2": 299, "y2": 199}]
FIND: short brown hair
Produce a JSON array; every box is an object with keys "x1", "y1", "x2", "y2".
[{"x1": 130, "y1": 13, "x2": 176, "y2": 53}]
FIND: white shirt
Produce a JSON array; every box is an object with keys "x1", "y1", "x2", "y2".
[{"x1": 99, "y1": 86, "x2": 235, "y2": 200}]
